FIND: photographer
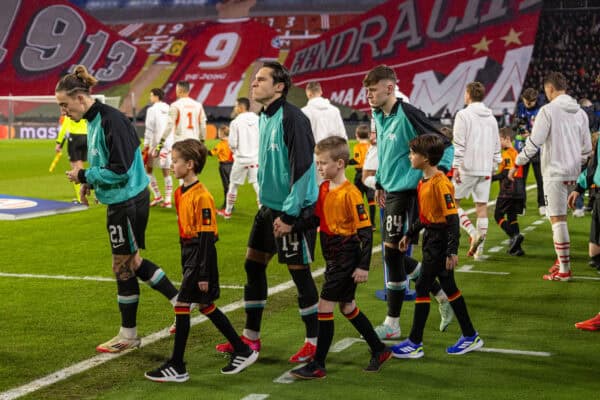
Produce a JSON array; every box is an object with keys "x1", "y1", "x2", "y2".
[{"x1": 513, "y1": 88, "x2": 546, "y2": 215}]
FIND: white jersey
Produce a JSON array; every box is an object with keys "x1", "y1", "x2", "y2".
[
  {"x1": 301, "y1": 96, "x2": 347, "y2": 144},
  {"x1": 516, "y1": 94, "x2": 591, "y2": 181},
  {"x1": 452, "y1": 102, "x2": 502, "y2": 176},
  {"x1": 362, "y1": 145, "x2": 378, "y2": 190},
  {"x1": 229, "y1": 111, "x2": 259, "y2": 165},
  {"x1": 164, "y1": 97, "x2": 206, "y2": 143},
  {"x1": 144, "y1": 101, "x2": 170, "y2": 149}
]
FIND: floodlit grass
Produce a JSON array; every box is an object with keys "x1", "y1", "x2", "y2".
[{"x1": 1, "y1": 140, "x2": 598, "y2": 400}]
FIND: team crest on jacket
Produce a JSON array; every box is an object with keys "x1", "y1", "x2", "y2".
[
  {"x1": 444, "y1": 194, "x2": 455, "y2": 210},
  {"x1": 202, "y1": 208, "x2": 211, "y2": 225},
  {"x1": 356, "y1": 204, "x2": 369, "y2": 221}
]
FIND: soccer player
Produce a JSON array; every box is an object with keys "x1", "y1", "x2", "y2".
[
  {"x1": 301, "y1": 81, "x2": 347, "y2": 144},
  {"x1": 215, "y1": 61, "x2": 320, "y2": 363},
  {"x1": 290, "y1": 137, "x2": 392, "y2": 379},
  {"x1": 349, "y1": 123, "x2": 376, "y2": 224},
  {"x1": 145, "y1": 139, "x2": 258, "y2": 382},
  {"x1": 219, "y1": 97, "x2": 260, "y2": 218},
  {"x1": 154, "y1": 81, "x2": 206, "y2": 154},
  {"x1": 142, "y1": 88, "x2": 173, "y2": 208},
  {"x1": 209, "y1": 125, "x2": 234, "y2": 210},
  {"x1": 364, "y1": 65, "x2": 454, "y2": 339},
  {"x1": 452, "y1": 82, "x2": 502, "y2": 261},
  {"x1": 492, "y1": 127, "x2": 525, "y2": 256},
  {"x1": 513, "y1": 72, "x2": 592, "y2": 281},
  {"x1": 59, "y1": 65, "x2": 180, "y2": 353},
  {"x1": 392, "y1": 134, "x2": 483, "y2": 359},
  {"x1": 55, "y1": 115, "x2": 87, "y2": 203}
]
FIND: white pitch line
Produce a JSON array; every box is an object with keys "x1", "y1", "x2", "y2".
[
  {"x1": 330, "y1": 337, "x2": 364, "y2": 353},
  {"x1": 0, "y1": 272, "x2": 244, "y2": 290},
  {"x1": 0, "y1": 268, "x2": 325, "y2": 400},
  {"x1": 488, "y1": 246, "x2": 504, "y2": 253},
  {"x1": 273, "y1": 367, "x2": 302, "y2": 384},
  {"x1": 523, "y1": 226, "x2": 536, "y2": 232},
  {"x1": 575, "y1": 275, "x2": 600, "y2": 281},
  {"x1": 532, "y1": 219, "x2": 546, "y2": 225},
  {"x1": 459, "y1": 269, "x2": 510, "y2": 275},
  {"x1": 476, "y1": 347, "x2": 551, "y2": 357},
  {"x1": 241, "y1": 395, "x2": 269, "y2": 400}
]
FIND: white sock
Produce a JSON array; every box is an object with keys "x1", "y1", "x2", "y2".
[
  {"x1": 164, "y1": 176, "x2": 173, "y2": 203},
  {"x1": 384, "y1": 316, "x2": 399, "y2": 329},
  {"x1": 552, "y1": 221, "x2": 570, "y2": 273},
  {"x1": 169, "y1": 295, "x2": 178, "y2": 306},
  {"x1": 407, "y1": 262, "x2": 422, "y2": 281},
  {"x1": 434, "y1": 289, "x2": 448, "y2": 303},
  {"x1": 226, "y1": 187, "x2": 238, "y2": 213},
  {"x1": 476, "y1": 217, "x2": 488, "y2": 253},
  {"x1": 148, "y1": 173, "x2": 161, "y2": 199},
  {"x1": 243, "y1": 329, "x2": 260, "y2": 340},
  {"x1": 119, "y1": 326, "x2": 137, "y2": 339},
  {"x1": 458, "y1": 208, "x2": 477, "y2": 237},
  {"x1": 306, "y1": 337, "x2": 317, "y2": 345}
]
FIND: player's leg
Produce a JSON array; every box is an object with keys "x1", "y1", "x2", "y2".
[
  {"x1": 472, "y1": 177, "x2": 492, "y2": 259},
  {"x1": 67, "y1": 135, "x2": 87, "y2": 203},
  {"x1": 454, "y1": 174, "x2": 478, "y2": 242},
  {"x1": 543, "y1": 181, "x2": 572, "y2": 280},
  {"x1": 532, "y1": 160, "x2": 546, "y2": 214},
  {"x1": 507, "y1": 201, "x2": 525, "y2": 256},
  {"x1": 224, "y1": 182, "x2": 239, "y2": 215},
  {"x1": 159, "y1": 147, "x2": 173, "y2": 207},
  {"x1": 247, "y1": 164, "x2": 260, "y2": 207},
  {"x1": 223, "y1": 162, "x2": 244, "y2": 215},
  {"x1": 145, "y1": 154, "x2": 163, "y2": 205},
  {"x1": 588, "y1": 196, "x2": 600, "y2": 270}
]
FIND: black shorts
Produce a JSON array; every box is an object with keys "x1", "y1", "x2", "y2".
[
  {"x1": 590, "y1": 196, "x2": 600, "y2": 245},
  {"x1": 320, "y1": 237, "x2": 360, "y2": 303},
  {"x1": 383, "y1": 191, "x2": 417, "y2": 244},
  {"x1": 354, "y1": 170, "x2": 375, "y2": 202},
  {"x1": 67, "y1": 134, "x2": 87, "y2": 162},
  {"x1": 495, "y1": 197, "x2": 524, "y2": 216},
  {"x1": 247, "y1": 206, "x2": 317, "y2": 265},
  {"x1": 177, "y1": 241, "x2": 220, "y2": 304},
  {"x1": 106, "y1": 188, "x2": 149, "y2": 255}
]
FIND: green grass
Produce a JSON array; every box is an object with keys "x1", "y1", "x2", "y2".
[{"x1": 1, "y1": 140, "x2": 599, "y2": 400}]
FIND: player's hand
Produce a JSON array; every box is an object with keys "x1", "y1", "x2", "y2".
[
  {"x1": 198, "y1": 281, "x2": 209, "y2": 292},
  {"x1": 507, "y1": 168, "x2": 517, "y2": 181},
  {"x1": 398, "y1": 236, "x2": 410, "y2": 252},
  {"x1": 352, "y1": 268, "x2": 369, "y2": 284},
  {"x1": 79, "y1": 184, "x2": 91, "y2": 206},
  {"x1": 453, "y1": 168, "x2": 461, "y2": 184},
  {"x1": 66, "y1": 167, "x2": 82, "y2": 183},
  {"x1": 446, "y1": 254, "x2": 458, "y2": 270},
  {"x1": 273, "y1": 217, "x2": 292, "y2": 238},
  {"x1": 567, "y1": 191, "x2": 581, "y2": 210},
  {"x1": 55, "y1": 144, "x2": 62, "y2": 153},
  {"x1": 375, "y1": 189, "x2": 385, "y2": 208}
]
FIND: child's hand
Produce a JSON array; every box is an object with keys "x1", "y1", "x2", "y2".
[
  {"x1": 352, "y1": 268, "x2": 369, "y2": 284},
  {"x1": 446, "y1": 255, "x2": 458, "y2": 270},
  {"x1": 507, "y1": 167, "x2": 517, "y2": 181},
  {"x1": 398, "y1": 236, "x2": 410, "y2": 252},
  {"x1": 198, "y1": 281, "x2": 209, "y2": 292}
]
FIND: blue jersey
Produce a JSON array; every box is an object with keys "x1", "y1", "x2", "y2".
[
  {"x1": 80, "y1": 100, "x2": 148, "y2": 204},
  {"x1": 373, "y1": 100, "x2": 453, "y2": 193},
  {"x1": 258, "y1": 97, "x2": 318, "y2": 224},
  {"x1": 514, "y1": 101, "x2": 541, "y2": 152}
]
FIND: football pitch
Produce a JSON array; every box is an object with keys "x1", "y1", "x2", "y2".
[{"x1": 1, "y1": 140, "x2": 599, "y2": 400}]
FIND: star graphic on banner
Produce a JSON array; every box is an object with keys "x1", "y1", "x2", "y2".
[
  {"x1": 472, "y1": 36, "x2": 492, "y2": 54},
  {"x1": 501, "y1": 28, "x2": 522, "y2": 46}
]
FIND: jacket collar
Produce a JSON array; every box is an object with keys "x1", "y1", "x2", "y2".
[{"x1": 261, "y1": 96, "x2": 286, "y2": 117}]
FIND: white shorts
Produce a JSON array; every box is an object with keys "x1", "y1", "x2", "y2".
[
  {"x1": 543, "y1": 180, "x2": 575, "y2": 217},
  {"x1": 151, "y1": 148, "x2": 171, "y2": 170},
  {"x1": 453, "y1": 174, "x2": 492, "y2": 203},
  {"x1": 230, "y1": 162, "x2": 258, "y2": 185}
]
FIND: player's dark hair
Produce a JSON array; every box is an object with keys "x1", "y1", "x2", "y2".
[
  {"x1": 55, "y1": 65, "x2": 98, "y2": 95},
  {"x1": 363, "y1": 65, "x2": 396, "y2": 87},
  {"x1": 544, "y1": 72, "x2": 567, "y2": 91},
  {"x1": 409, "y1": 134, "x2": 445, "y2": 166},
  {"x1": 355, "y1": 124, "x2": 370, "y2": 139},
  {"x1": 466, "y1": 81, "x2": 485, "y2": 102},
  {"x1": 499, "y1": 126, "x2": 515, "y2": 139},
  {"x1": 237, "y1": 97, "x2": 250, "y2": 110},
  {"x1": 177, "y1": 81, "x2": 191, "y2": 93},
  {"x1": 150, "y1": 88, "x2": 165, "y2": 100},
  {"x1": 173, "y1": 139, "x2": 207, "y2": 174},
  {"x1": 315, "y1": 136, "x2": 350, "y2": 166},
  {"x1": 521, "y1": 87, "x2": 538, "y2": 103},
  {"x1": 262, "y1": 61, "x2": 291, "y2": 97},
  {"x1": 218, "y1": 124, "x2": 230, "y2": 137}
]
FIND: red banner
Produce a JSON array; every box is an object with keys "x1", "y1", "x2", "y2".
[
  {"x1": 113, "y1": 19, "x2": 280, "y2": 108},
  {"x1": 0, "y1": 0, "x2": 147, "y2": 96},
  {"x1": 285, "y1": 0, "x2": 542, "y2": 116}
]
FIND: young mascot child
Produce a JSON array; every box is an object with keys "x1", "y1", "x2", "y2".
[
  {"x1": 145, "y1": 139, "x2": 258, "y2": 382},
  {"x1": 492, "y1": 127, "x2": 525, "y2": 256},
  {"x1": 391, "y1": 134, "x2": 483, "y2": 359},
  {"x1": 291, "y1": 136, "x2": 392, "y2": 379}
]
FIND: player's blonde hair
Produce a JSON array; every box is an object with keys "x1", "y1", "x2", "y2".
[
  {"x1": 315, "y1": 136, "x2": 349, "y2": 166},
  {"x1": 55, "y1": 65, "x2": 98, "y2": 95}
]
